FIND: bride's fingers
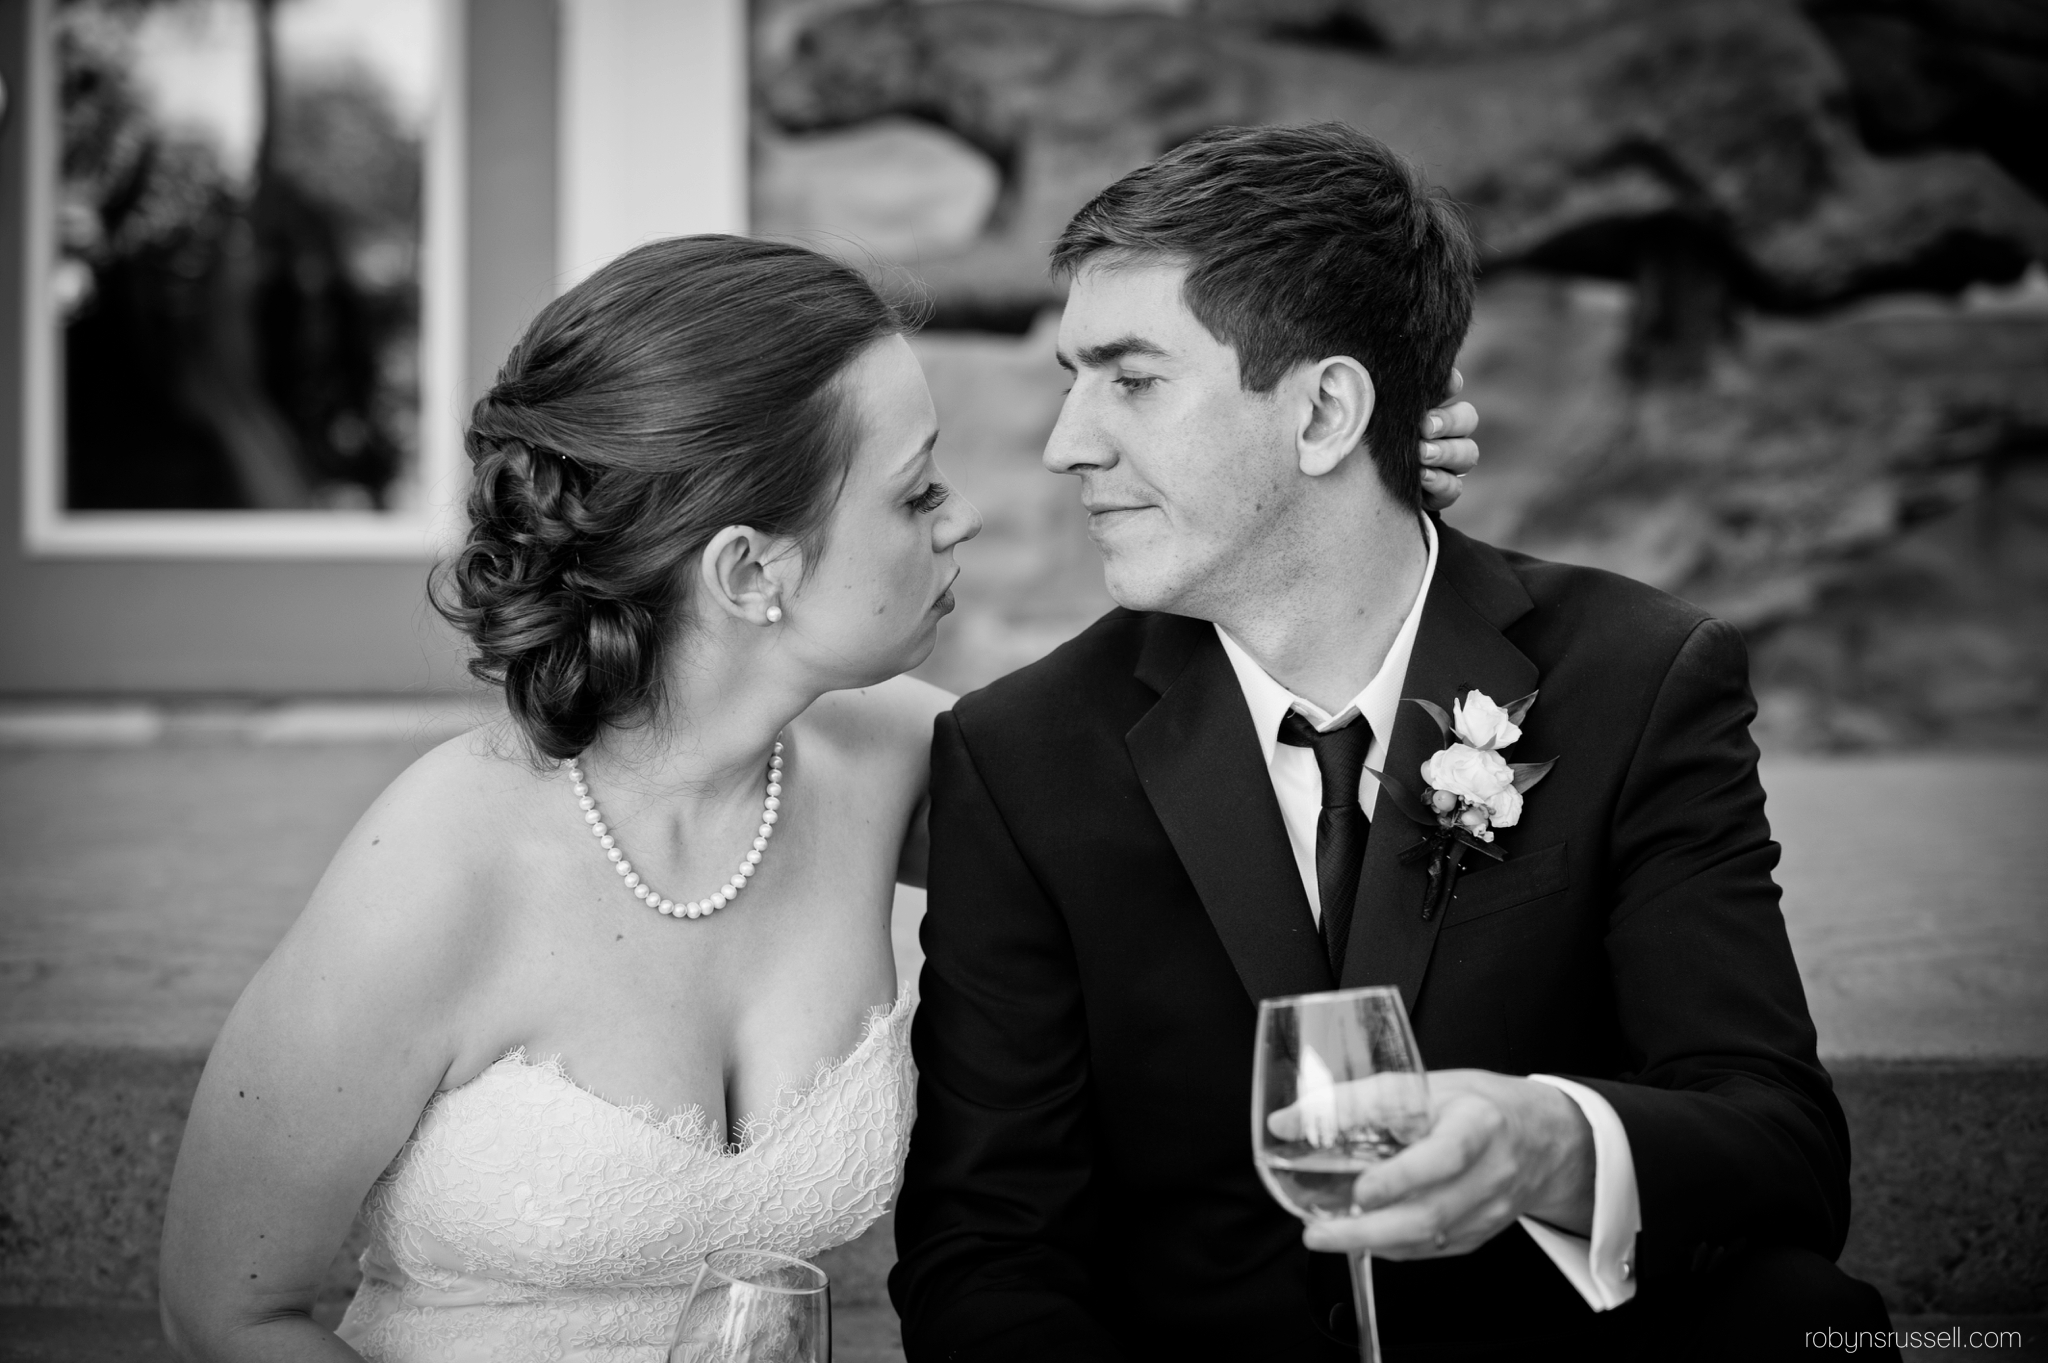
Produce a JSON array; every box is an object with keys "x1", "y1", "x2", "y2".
[
  {"x1": 1419, "y1": 465, "x2": 1464, "y2": 513},
  {"x1": 1425, "y1": 400, "x2": 1479, "y2": 441},
  {"x1": 1418, "y1": 400, "x2": 1479, "y2": 515},
  {"x1": 1443, "y1": 366, "x2": 1465, "y2": 401},
  {"x1": 1419, "y1": 434, "x2": 1478, "y2": 512},
  {"x1": 1421, "y1": 436, "x2": 1479, "y2": 479}
]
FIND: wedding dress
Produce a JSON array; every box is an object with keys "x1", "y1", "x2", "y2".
[{"x1": 336, "y1": 985, "x2": 916, "y2": 1362}]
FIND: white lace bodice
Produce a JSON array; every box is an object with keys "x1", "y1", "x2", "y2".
[{"x1": 336, "y1": 986, "x2": 916, "y2": 1362}]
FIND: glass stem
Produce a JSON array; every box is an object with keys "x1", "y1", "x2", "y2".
[{"x1": 1348, "y1": 1250, "x2": 1381, "y2": 1363}]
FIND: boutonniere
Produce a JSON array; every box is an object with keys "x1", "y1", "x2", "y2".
[{"x1": 1366, "y1": 689, "x2": 1556, "y2": 921}]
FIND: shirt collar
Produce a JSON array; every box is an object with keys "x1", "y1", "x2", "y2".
[{"x1": 1216, "y1": 514, "x2": 1439, "y2": 764}]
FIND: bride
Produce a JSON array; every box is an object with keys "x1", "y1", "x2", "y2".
[{"x1": 158, "y1": 234, "x2": 1478, "y2": 1361}]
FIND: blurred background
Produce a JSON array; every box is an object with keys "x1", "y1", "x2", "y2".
[
  {"x1": 0, "y1": 1, "x2": 2043, "y2": 1359},
  {"x1": 753, "y1": 0, "x2": 2048, "y2": 748},
  {"x1": 55, "y1": 0, "x2": 432, "y2": 515}
]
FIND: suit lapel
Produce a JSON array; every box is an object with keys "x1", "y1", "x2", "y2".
[
  {"x1": 1127, "y1": 615, "x2": 1333, "y2": 1004},
  {"x1": 1341, "y1": 524, "x2": 1540, "y2": 1007}
]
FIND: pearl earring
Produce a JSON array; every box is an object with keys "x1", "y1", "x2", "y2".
[{"x1": 765, "y1": 605, "x2": 783, "y2": 624}]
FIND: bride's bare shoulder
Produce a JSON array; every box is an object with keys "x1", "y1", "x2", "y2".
[
  {"x1": 386, "y1": 720, "x2": 550, "y2": 811},
  {"x1": 299, "y1": 723, "x2": 554, "y2": 943},
  {"x1": 221, "y1": 723, "x2": 558, "y2": 1074},
  {"x1": 801, "y1": 675, "x2": 955, "y2": 766}
]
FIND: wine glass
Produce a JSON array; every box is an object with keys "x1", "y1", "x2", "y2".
[
  {"x1": 670, "y1": 1248, "x2": 830, "y2": 1363},
  {"x1": 1252, "y1": 986, "x2": 1430, "y2": 1363}
]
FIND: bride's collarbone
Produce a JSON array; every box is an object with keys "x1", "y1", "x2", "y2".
[
  {"x1": 535, "y1": 767, "x2": 901, "y2": 910},
  {"x1": 421, "y1": 738, "x2": 903, "y2": 1099}
]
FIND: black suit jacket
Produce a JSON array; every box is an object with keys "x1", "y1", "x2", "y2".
[{"x1": 891, "y1": 523, "x2": 1848, "y2": 1360}]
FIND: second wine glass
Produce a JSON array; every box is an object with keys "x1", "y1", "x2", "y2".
[
  {"x1": 670, "y1": 1248, "x2": 830, "y2": 1363},
  {"x1": 1252, "y1": 986, "x2": 1430, "y2": 1363}
]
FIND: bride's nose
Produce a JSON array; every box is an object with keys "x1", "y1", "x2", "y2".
[{"x1": 936, "y1": 493, "x2": 983, "y2": 550}]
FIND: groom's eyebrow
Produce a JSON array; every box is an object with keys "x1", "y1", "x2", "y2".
[{"x1": 1056, "y1": 335, "x2": 1170, "y2": 372}]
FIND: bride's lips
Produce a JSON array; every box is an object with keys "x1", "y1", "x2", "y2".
[{"x1": 932, "y1": 570, "x2": 961, "y2": 615}]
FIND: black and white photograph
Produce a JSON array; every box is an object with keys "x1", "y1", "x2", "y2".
[{"x1": 1, "y1": 1, "x2": 2043, "y2": 1360}]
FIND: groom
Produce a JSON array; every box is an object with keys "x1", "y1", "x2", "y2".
[{"x1": 891, "y1": 125, "x2": 1891, "y2": 1359}]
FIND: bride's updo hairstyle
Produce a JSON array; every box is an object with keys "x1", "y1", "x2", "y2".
[{"x1": 435, "y1": 235, "x2": 907, "y2": 762}]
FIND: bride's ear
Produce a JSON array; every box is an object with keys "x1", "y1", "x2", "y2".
[
  {"x1": 699, "y1": 526, "x2": 788, "y2": 627},
  {"x1": 1296, "y1": 357, "x2": 1374, "y2": 478}
]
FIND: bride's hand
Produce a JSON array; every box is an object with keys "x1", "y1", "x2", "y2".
[{"x1": 1419, "y1": 368, "x2": 1480, "y2": 513}]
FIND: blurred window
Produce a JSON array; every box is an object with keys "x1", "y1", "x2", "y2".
[{"x1": 23, "y1": 0, "x2": 462, "y2": 556}]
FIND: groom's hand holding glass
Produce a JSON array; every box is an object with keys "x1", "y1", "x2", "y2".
[{"x1": 1298, "y1": 1068, "x2": 1598, "y2": 1260}]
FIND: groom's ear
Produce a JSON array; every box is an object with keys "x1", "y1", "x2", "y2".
[{"x1": 1295, "y1": 357, "x2": 1374, "y2": 478}]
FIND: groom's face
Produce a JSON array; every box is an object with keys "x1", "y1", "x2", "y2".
[{"x1": 1046, "y1": 260, "x2": 1299, "y2": 616}]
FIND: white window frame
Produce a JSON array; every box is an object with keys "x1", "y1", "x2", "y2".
[
  {"x1": 556, "y1": 0, "x2": 747, "y2": 284},
  {"x1": 19, "y1": 0, "x2": 468, "y2": 559}
]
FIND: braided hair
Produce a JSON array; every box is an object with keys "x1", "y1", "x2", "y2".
[{"x1": 433, "y1": 236, "x2": 906, "y2": 761}]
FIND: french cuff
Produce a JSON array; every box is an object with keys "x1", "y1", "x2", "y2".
[{"x1": 1517, "y1": 1074, "x2": 1641, "y2": 1311}]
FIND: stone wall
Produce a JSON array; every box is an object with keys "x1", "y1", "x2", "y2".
[{"x1": 755, "y1": 0, "x2": 2048, "y2": 748}]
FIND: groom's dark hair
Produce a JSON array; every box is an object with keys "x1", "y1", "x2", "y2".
[{"x1": 1050, "y1": 123, "x2": 1477, "y2": 511}]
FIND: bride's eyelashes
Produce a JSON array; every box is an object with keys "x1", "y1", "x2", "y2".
[{"x1": 908, "y1": 482, "x2": 951, "y2": 514}]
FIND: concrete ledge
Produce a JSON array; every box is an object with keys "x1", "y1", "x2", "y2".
[
  {"x1": 1836, "y1": 1060, "x2": 2048, "y2": 1315},
  {"x1": 0, "y1": 698, "x2": 498, "y2": 750},
  {"x1": 0, "y1": 1049, "x2": 200, "y2": 1306},
  {"x1": 0, "y1": 1049, "x2": 360, "y2": 1316},
  {"x1": 5, "y1": 1049, "x2": 2041, "y2": 1321}
]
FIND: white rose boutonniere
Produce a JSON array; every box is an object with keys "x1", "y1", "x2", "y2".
[
  {"x1": 1418, "y1": 744, "x2": 1517, "y2": 818},
  {"x1": 1450, "y1": 691, "x2": 1522, "y2": 751},
  {"x1": 1366, "y1": 688, "x2": 1556, "y2": 921}
]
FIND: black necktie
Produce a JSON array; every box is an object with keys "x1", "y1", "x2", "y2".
[{"x1": 1277, "y1": 710, "x2": 1374, "y2": 978}]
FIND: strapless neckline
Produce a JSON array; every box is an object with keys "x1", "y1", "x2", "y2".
[
  {"x1": 337, "y1": 980, "x2": 919, "y2": 1361},
  {"x1": 472, "y1": 982, "x2": 913, "y2": 1156}
]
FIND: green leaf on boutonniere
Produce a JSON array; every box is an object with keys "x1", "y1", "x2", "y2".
[
  {"x1": 1452, "y1": 828, "x2": 1506, "y2": 861},
  {"x1": 1503, "y1": 691, "x2": 1539, "y2": 728},
  {"x1": 1509, "y1": 757, "x2": 1556, "y2": 793},
  {"x1": 1408, "y1": 697, "x2": 1452, "y2": 743},
  {"x1": 1363, "y1": 765, "x2": 1440, "y2": 828}
]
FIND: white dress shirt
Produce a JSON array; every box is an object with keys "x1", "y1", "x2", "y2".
[{"x1": 1214, "y1": 514, "x2": 1641, "y2": 1311}]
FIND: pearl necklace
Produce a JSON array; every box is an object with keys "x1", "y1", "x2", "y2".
[{"x1": 566, "y1": 741, "x2": 783, "y2": 920}]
